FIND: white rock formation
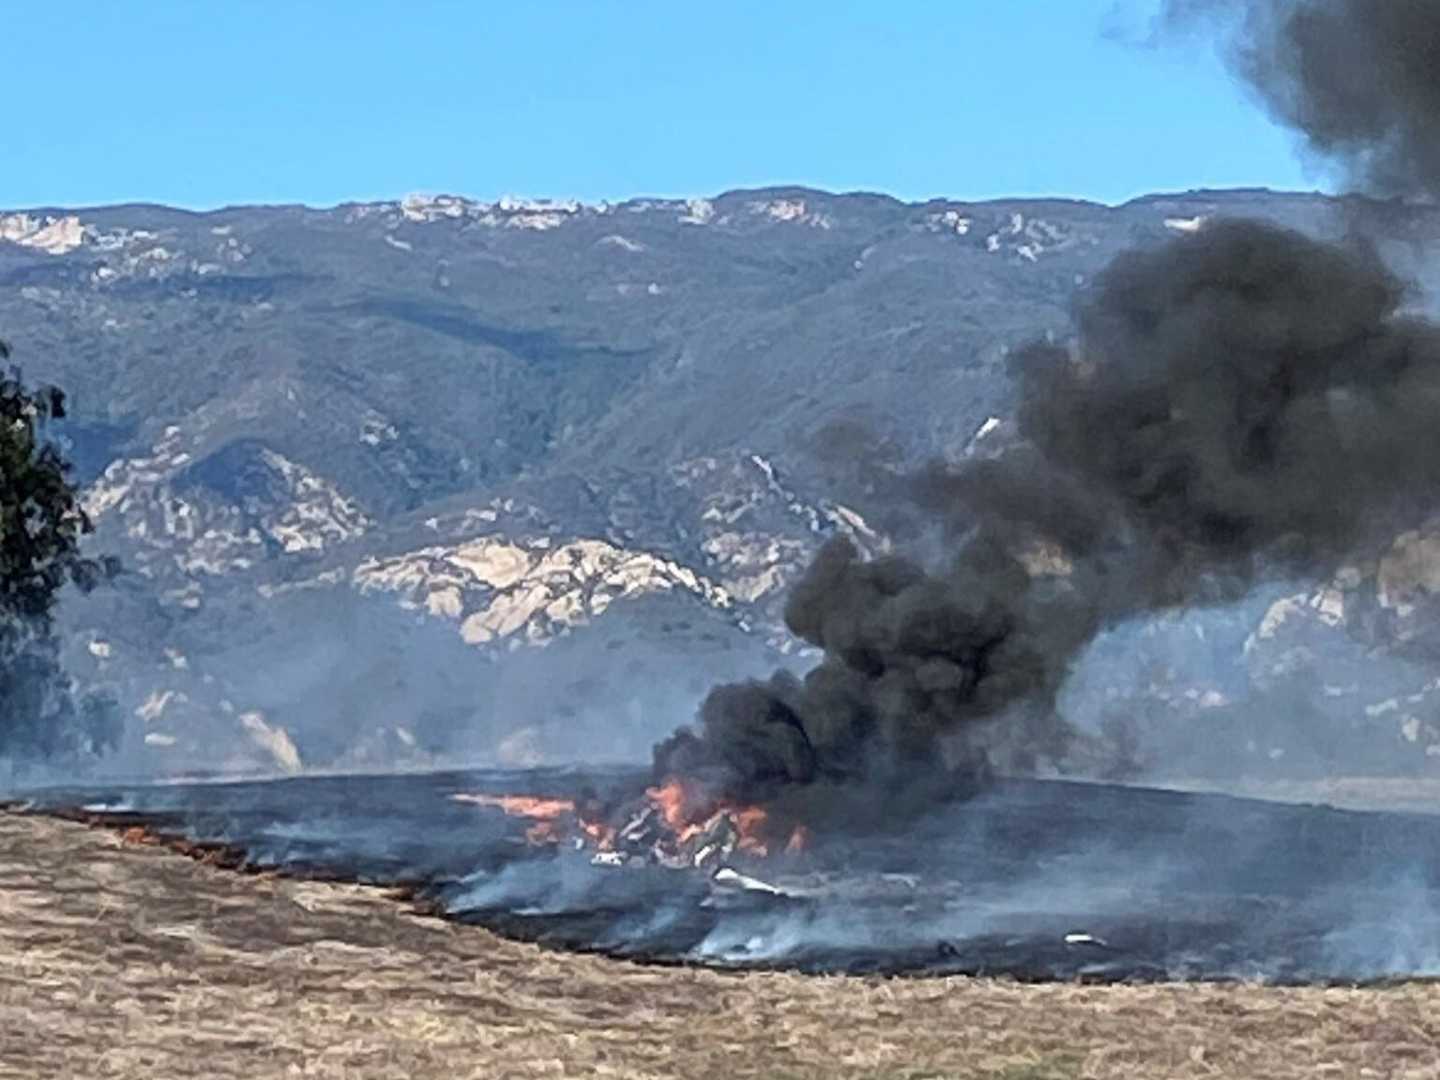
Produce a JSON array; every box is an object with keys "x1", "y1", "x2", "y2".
[
  {"x1": 747, "y1": 198, "x2": 833, "y2": 228},
  {"x1": 0, "y1": 213, "x2": 86, "y2": 254},
  {"x1": 355, "y1": 535, "x2": 734, "y2": 647},
  {"x1": 1164, "y1": 215, "x2": 1207, "y2": 233},
  {"x1": 85, "y1": 428, "x2": 372, "y2": 578},
  {"x1": 678, "y1": 198, "x2": 715, "y2": 225}
]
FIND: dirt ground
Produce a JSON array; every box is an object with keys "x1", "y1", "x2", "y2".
[{"x1": 3, "y1": 810, "x2": 1440, "y2": 1079}]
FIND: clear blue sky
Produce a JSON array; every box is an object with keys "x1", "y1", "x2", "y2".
[{"x1": 4, "y1": 1, "x2": 1315, "y2": 210}]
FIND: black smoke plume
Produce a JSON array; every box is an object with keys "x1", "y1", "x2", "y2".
[
  {"x1": 656, "y1": 0, "x2": 1440, "y2": 806},
  {"x1": 656, "y1": 220, "x2": 1440, "y2": 802},
  {"x1": 1165, "y1": 0, "x2": 1440, "y2": 200}
]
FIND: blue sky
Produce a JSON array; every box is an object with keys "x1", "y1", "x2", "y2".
[{"x1": 5, "y1": 1, "x2": 1315, "y2": 210}]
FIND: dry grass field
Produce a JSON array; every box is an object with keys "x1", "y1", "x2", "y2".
[{"x1": 3, "y1": 809, "x2": 1440, "y2": 1079}]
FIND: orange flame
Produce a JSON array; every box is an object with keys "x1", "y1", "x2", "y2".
[
  {"x1": 730, "y1": 805, "x2": 770, "y2": 855},
  {"x1": 457, "y1": 782, "x2": 811, "y2": 861},
  {"x1": 645, "y1": 778, "x2": 700, "y2": 833},
  {"x1": 645, "y1": 778, "x2": 778, "y2": 854},
  {"x1": 456, "y1": 792, "x2": 615, "y2": 849},
  {"x1": 453, "y1": 793, "x2": 576, "y2": 819}
]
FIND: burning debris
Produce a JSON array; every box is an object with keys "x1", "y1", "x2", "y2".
[
  {"x1": 453, "y1": 776, "x2": 808, "y2": 882},
  {"x1": 452, "y1": 793, "x2": 614, "y2": 848}
]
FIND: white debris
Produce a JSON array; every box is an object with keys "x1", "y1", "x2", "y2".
[
  {"x1": 711, "y1": 866, "x2": 785, "y2": 895},
  {"x1": 1064, "y1": 932, "x2": 1110, "y2": 947},
  {"x1": 79, "y1": 799, "x2": 131, "y2": 813}
]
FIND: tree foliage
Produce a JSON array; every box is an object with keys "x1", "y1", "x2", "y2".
[{"x1": 0, "y1": 340, "x2": 120, "y2": 764}]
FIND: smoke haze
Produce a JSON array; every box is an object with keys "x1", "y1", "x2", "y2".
[{"x1": 1164, "y1": 0, "x2": 1440, "y2": 200}]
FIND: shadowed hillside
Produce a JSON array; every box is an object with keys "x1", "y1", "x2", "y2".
[{"x1": 8, "y1": 187, "x2": 1440, "y2": 778}]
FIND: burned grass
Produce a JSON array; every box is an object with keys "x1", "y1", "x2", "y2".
[{"x1": 2, "y1": 809, "x2": 1439, "y2": 1079}]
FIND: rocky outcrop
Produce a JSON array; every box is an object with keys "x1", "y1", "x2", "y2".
[
  {"x1": 0, "y1": 213, "x2": 85, "y2": 254},
  {"x1": 6, "y1": 186, "x2": 1437, "y2": 778}
]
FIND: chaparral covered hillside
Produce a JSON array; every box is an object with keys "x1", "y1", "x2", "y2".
[{"x1": 7, "y1": 187, "x2": 1440, "y2": 778}]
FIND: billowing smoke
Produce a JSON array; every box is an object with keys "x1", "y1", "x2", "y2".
[
  {"x1": 656, "y1": 219, "x2": 1440, "y2": 803},
  {"x1": 654, "y1": 1, "x2": 1440, "y2": 807},
  {"x1": 1165, "y1": 0, "x2": 1440, "y2": 200}
]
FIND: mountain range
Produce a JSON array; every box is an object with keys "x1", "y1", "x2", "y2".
[{"x1": 5, "y1": 185, "x2": 1440, "y2": 781}]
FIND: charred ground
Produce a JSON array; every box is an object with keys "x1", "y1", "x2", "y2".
[{"x1": 20, "y1": 766, "x2": 1440, "y2": 985}]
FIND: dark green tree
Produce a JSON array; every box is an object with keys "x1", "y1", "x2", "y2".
[{"x1": 0, "y1": 340, "x2": 120, "y2": 765}]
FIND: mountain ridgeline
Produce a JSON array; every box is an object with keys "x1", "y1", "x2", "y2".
[{"x1": 5, "y1": 187, "x2": 1440, "y2": 781}]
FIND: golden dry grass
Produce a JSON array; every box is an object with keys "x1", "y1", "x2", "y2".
[{"x1": 3, "y1": 810, "x2": 1440, "y2": 1079}]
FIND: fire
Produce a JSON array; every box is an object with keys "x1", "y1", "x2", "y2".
[
  {"x1": 644, "y1": 778, "x2": 697, "y2": 835},
  {"x1": 645, "y1": 777, "x2": 774, "y2": 855},
  {"x1": 453, "y1": 793, "x2": 576, "y2": 819},
  {"x1": 453, "y1": 793, "x2": 575, "y2": 846},
  {"x1": 455, "y1": 779, "x2": 810, "y2": 865},
  {"x1": 453, "y1": 792, "x2": 615, "y2": 849},
  {"x1": 730, "y1": 805, "x2": 770, "y2": 855}
]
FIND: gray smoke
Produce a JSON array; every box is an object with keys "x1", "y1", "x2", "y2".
[{"x1": 1165, "y1": 0, "x2": 1440, "y2": 200}]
